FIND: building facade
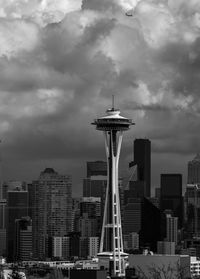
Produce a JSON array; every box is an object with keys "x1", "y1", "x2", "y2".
[
  {"x1": 188, "y1": 154, "x2": 200, "y2": 184},
  {"x1": 129, "y1": 139, "x2": 151, "y2": 197},
  {"x1": 160, "y1": 174, "x2": 183, "y2": 228},
  {"x1": 32, "y1": 168, "x2": 72, "y2": 260},
  {"x1": 6, "y1": 189, "x2": 28, "y2": 262}
]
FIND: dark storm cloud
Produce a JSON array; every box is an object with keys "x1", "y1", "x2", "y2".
[{"x1": 1, "y1": 0, "x2": 200, "y2": 193}]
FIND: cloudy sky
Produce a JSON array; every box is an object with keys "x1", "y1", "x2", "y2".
[{"x1": 0, "y1": 0, "x2": 200, "y2": 196}]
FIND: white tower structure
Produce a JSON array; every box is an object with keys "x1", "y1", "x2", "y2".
[{"x1": 92, "y1": 104, "x2": 133, "y2": 277}]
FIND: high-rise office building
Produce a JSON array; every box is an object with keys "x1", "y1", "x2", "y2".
[
  {"x1": 53, "y1": 236, "x2": 70, "y2": 259},
  {"x1": 123, "y1": 198, "x2": 141, "y2": 235},
  {"x1": 78, "y1": 213, "x2": 98, "y2": 237},
  {"x1": 71, "y1": 197, "x2": 81, "y2": 233},
  {"x1": 83, "y1": 162, "x2": 107, "y2": 225},
  {"x1": 129, "y1": 139, "x2": 151, "y2": 197},
  {"x1": 87, "y1": 161, "x2": 107, "y2": 178},
  {"x1": 188, "y1": 154, "x2": 200, "y2": 184},
  {"x1": 123, "y1": 196, "x2": 165, "y2": 252},
  {"x1": 88, "y1": 237, "x2": 99, "y2": 258},
  {"x1": 166, "y1": 214, "x2": 178, "y2": 245},
  {"x1": 83, "y1": 175, "x2": 107, "y2": 199},
  {"x1": 79, "y1": 197, "x2": 101, "y2": 237},
  {"x1": 124, "y1": 232, "x2": 139, "y2": 251},
  {"x1": 15, "y1": 217, "x2": 32, "y2": 261},
  {"x1": 32, "y1": 168, "x2": 72, "y2": 260},
  {"x1": 6, "y1": 189, "x2": 28, "y2": 262},
  {"x1": 160, "y1": 174, "x2": 183, "y2": 228},
  {"x1": 140, "y1": 198, "x2": 165, "y2": 252},
  {"x1": 1, "y1": 181, "x2": 26, "y2": 200},
  {"x1": 185, "y1": 184, "x2": 200, "y2": 236},
  {"x1": 80, "y1": 197, "x2": 101, "y2": 218}
]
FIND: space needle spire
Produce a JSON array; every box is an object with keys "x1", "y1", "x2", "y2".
[{"x1": 92, "y1": 101, "x2": 134, "y2": 277}]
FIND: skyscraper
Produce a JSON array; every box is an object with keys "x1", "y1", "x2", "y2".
[
  {"x1": 160, "y1": 174, "x2": 183, "y2": 228},
  {"x1": 87, "y1": 161, "x2": 107, "y2": 177},
  {"x1": 129, "y1": 139, "x2": 151, "y2": 197},
  {"x1": 83, "y1": 162, "x2": 107, "y2": 226},
  {"x1": 15, "y1": 217, "x2": 32, "y2": 261},
  {"x1": 188, "y1": 154, "x2": 200, "y2": 184},
  {"x1": 166, "y1": 214, "x2": 178, "y2": 245},
  {"x1": 6, "y1": 189, "x2": 28, "y2": 262},
  {"x1": 32, "y1": 168, "x2": 72, "y2": 260},
  {"x1": 185, "y1": 184, "x2": 200, "y2": 236}
]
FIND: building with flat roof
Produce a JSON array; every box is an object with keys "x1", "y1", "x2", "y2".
[
  {"x1": 129, "y1": 139, "x2": 151, "y2": 197},
  {"x1": 160, "y1": 173, "x2": 183, "y2": 228},
  {"x1": 188, "y1": 154, "x2": 200, "y2": 184},
  {"x1": 157, "y1": 241, "x2": 175, "y2": 255},
  {"x1": 32, "y1": 168, "x2": 72, "y2": 259},
  {"x1": 6, "y1": 189, "x2": 28, "y2": 262}
]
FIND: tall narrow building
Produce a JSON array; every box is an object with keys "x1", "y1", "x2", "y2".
[
  {"x1": 160, "y1": 174, "x2": 183, "y2": 228},
  {"x1": 32, "y1": 168, "x2": 72, "y2": 260},
  {"x1": 188, "y1": 154, "x2": 200, "y2": 184},
  {"x1": 185, "y1": 184, "x2": 200, "y2": 236},
  {"x1": 6, "y1": 189, "x2": 28, "y2": 262},
  {"x1": 129, "y1": 139, "x2": 151, "y2": 197}
]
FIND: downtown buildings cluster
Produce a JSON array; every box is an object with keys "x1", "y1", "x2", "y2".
[{"x1": 1, "y1": 139, "x2": 200, "y2": 266}]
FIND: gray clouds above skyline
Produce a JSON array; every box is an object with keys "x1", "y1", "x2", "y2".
[{"x1": 0, "y1": 0, "x2": 200, "y2": 194}]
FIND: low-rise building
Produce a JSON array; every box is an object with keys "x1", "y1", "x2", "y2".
[{"x1": 191, "y1": 256, "x2": 200, "y2": 277}]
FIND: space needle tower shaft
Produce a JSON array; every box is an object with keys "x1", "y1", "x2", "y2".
[{"x1": 92, "y1": 103, "x2": 133, "y2": 277}]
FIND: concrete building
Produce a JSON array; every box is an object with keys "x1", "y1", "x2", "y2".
[
  {"x1": 15, "y1": 217, "x2": 32, "y2": 261},
  {"x1": 191, "y1": 256, "x2": 200, "y2": 277},
  {"x1": 129, "y1": 254, "x2": 190, "y2": 279},
  {"x1": 89, "y1": 237, "x2": 99, "y2": 258},
  {"x1": 166, "y1": 214, "x2": 178, "y2": 244},
  {"x1": 78, "y1": 214, "x2": 98, "y2": 237},
  {"x1": 157, "y1": 241, "x2": 175, "y2": 255},
  {"x1": 32, "y1": 168, "x2": 72, "y2": 259},
  {"x1": 184, "y1": 237, "x2": 200, "y2": 257},
  {"x1": 53, "y1": 236, "x2": 70, "y2": 259},
  {"x1": 123, "y1": 232, "x2": 139, "y2": 251}
]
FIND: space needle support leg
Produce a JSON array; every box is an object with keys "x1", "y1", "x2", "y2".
[
  {"x1": 99, "y1": 131, "x2": 109, "y2": 253},
  {"x1": 116, "y1": 131, "x2": 124, "y2": 275}
]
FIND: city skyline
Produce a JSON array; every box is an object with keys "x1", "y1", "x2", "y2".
[{"x1": 0, "y1": 0, "x2": 200, "y2": 196}]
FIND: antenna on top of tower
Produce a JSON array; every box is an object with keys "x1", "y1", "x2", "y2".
[{"x1": 112, "y1": 95, "x2": 115, "y2": 110}]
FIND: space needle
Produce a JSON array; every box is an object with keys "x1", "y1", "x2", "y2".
[{"x1": 92, "y1": 99, "x2": 133, "y2": 277}]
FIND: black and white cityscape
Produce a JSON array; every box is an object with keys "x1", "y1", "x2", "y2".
[{"x1": 1, "y1": 0, "x2": 200, "y2": 279}]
